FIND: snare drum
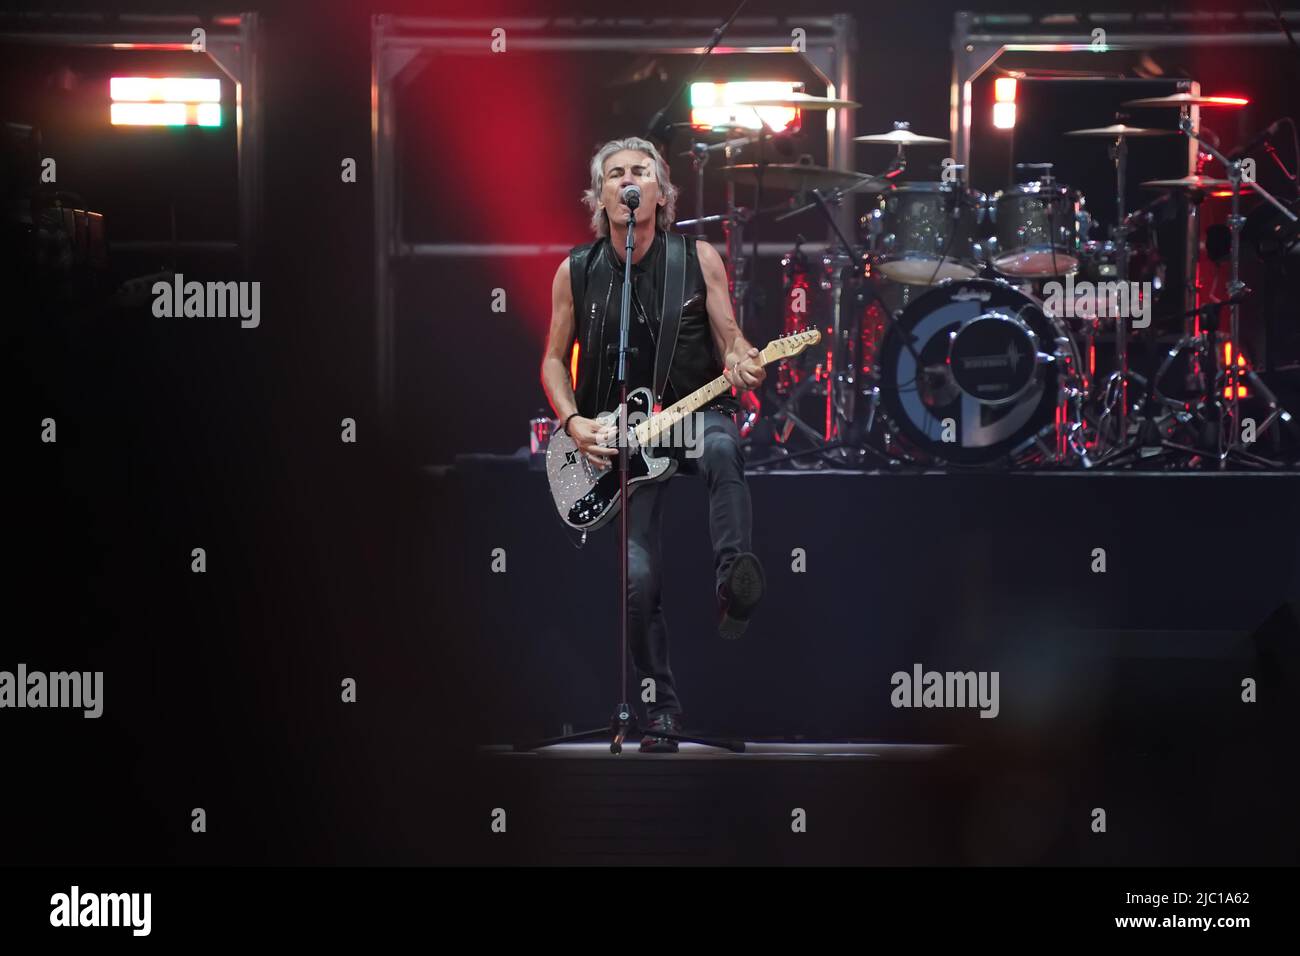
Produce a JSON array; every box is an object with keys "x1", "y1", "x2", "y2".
[
  {"x1": 989, "y1": 181, "x2": 1083, "y2": 278},
  {"x1": 860, "y1": 182, "x2": 986, "y2": 285}
]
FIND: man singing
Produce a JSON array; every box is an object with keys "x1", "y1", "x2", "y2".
[{"x1": 540, "y1": 136, "x2": 766, "y2": 752}]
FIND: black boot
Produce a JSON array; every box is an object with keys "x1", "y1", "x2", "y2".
[
  {"x1": 718, "y1": 551, "x2": 765, "y2": 639},
  {"x1": 640, "y1": 712, "x2": 683, "y2": 753}
]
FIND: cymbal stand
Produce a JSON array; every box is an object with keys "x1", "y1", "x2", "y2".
[
  {"x1": 686, "y1": 138, "x2": 710, "y2": 240},
  {"x1": 1179, "y1": 115, "x2": 1298, "y2": 466},
  {"x1": 1095, "y1": 130, "x2": 1137, "y2": 459}
]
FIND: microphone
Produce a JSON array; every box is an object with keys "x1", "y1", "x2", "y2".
[
  {"x1": 1228, "y1": 120, "x2": 1283, "y2": 161},
  {"x1": 620, "y1": 184, "x2": 642, "y2": 209}
]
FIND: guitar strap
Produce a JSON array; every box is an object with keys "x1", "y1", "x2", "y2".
[{"x1": 653, "y1": 232, "x2": 687, "y2": 408}]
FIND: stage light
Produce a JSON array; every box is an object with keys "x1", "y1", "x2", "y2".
[
  {"x1": 110, "y1": 76, "x2": 222, "y2": 127},
  {"x1": 689, "y1": 81, "x2": 800, "y2": 132},
  {"x1": 1222, "y1": 344, "x2": 1246, "y2": 369},
  {"x1": 196, "y1": 103, "x2": 221, "y2": 127},
  {"x1": 110, "y1": 102, "x2": 187, "y2": 126},
  {"x1": 993, "y1": 76, "x2": 1016, "y2": 130},
  {"x1": 570, "y1": 341, "x2": 579, "y2": 385},
  {"x1": 1221, "y1": 343, "x2": 1249, "y2": 399},
  {"x1": 110, "y1": 77, "x2": 220, "y2": 103}
]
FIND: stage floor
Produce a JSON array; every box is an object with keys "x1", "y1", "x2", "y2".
[
  {"x1": 465, "y1": 732, "x2": 1297, "y2": 865},
  {"x1": 483, "y1": 741, "x2": 956, "y2": 760},
  {"x1": 428, "y1": 460, "x2": 1300, "y2": 864}
]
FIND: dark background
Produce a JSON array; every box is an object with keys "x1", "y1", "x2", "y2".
[{"x1": 4, "y1": 0, "x2": 1300, "y2": 867}]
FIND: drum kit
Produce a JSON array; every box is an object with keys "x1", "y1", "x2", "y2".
[{"x1": 674, "y1": 91, "x2": 1299, "y2": 469}]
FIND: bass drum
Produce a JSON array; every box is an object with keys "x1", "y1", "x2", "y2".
[{"x1": 877, "y1": 278, "x2": 1074, "y2": 465}]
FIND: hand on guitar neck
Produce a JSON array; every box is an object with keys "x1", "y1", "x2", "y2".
[{"x1": 721, "y1": 346, "x2": 767, "y2": 392}]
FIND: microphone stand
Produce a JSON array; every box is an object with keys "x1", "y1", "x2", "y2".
[
  {"x1": 644, "y1": 0, "x2": 750, "y2": 146},
  {"x1": 517, "y1": 201, "x2": 744, "y2": 754},
  {"x1": 609, "y1": 202, "x2": 639, "y2": 751}
]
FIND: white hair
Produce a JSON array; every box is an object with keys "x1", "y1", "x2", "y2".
[{"x1": 582, "y1": 136, "x2": 678, "y2": 238}]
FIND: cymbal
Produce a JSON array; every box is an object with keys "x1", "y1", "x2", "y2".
[
  {"x1": 719, "y1": 162, "x2": 870, "y2": 192},
  {"x1": 1124, "y1": 93, "x2": 1249, "y2": 108},
  {"x1": 668, "y1": 121, "x2": 752, "y2": 134},
  {"x1": 733, "y1": 92, "x2": 860, "y2": 110},
  {"x1": 854, "y1": 128, "x2": 949, "y2": 146},
  {"x1": 1142, "y1": 175, "x2": 1234, "y2": 191},
  {"x1": 1064, "y1": 124, "x2": 1177, "y2": 138}
]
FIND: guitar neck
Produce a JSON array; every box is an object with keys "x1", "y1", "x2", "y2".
[{"x1": 634, "y1": 343, "x2": 786, "y2": 447}]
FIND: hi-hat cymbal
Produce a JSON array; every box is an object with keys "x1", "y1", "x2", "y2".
[
  {"x1": 854, "y1": 128, "x2": 950, "y2": 146},
  {"x1": 1065, "y1": 124, "x2": 1177, "y2": 138},
  {"x1": 733, "y1": 92, "x2": 860, "y2": 110},
  {"x1": 1124, "y1": 93, "x2": 1249, "y2": 108},
  {"x1": 1142, "y1": 175, "x2": 1234, "y2": 191},
  {"x1": 719, "y1": 163, "x2": 869, "y2": 192}
]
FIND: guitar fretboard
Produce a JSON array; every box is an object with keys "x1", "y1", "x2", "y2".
[{"x1": 633, "y1": 340, "x2": 801, "y2": 446}]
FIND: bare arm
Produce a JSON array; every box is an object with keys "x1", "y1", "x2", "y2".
[
  {"x1": 540, "y1": 257, "x2": 618, "y2": 467},
  {"x1": 540, "y1": 257, "x2": 579, "y2": 421},
  {"x1": 698, "y1": 240, "x2": 765, "y2": 390}
]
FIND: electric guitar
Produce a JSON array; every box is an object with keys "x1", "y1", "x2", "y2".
[{"x1": 546, "y1": 329, "x2": 821, "y2": 531}]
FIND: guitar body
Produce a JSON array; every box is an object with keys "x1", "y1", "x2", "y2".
[
  {"x1": 546, "y1": 386, "x2": 678, "y2": 532},
  {"x1": 544, "y1": 329, "x2": 819, "y2": 534}
]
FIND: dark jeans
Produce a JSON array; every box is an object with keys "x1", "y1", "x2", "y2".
[{"x1": 627, "y1": 409, "x2": 751, "y2": 719}]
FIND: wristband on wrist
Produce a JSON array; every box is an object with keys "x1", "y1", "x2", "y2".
[{"x1": 562, "y1": 412, "x2": 580, "y2": 436}]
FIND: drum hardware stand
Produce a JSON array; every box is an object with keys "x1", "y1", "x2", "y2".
[
  {"x1": 1185, "y1": 135, "x2": 1212, "y2": 393},
  {"x1": 806, "y1": 184, "x2": 922, "y2": 465},
  {"x1": 1092, "y1": 368, "x2": 1155, "y2": 467},
  {"x1": 733, "y1": 116, "x2": 793, "y2": 334},
  {"x1": 1099, "y1": 128, "x2": 1139, "y2": 458},
  {"x1": 1052, "y1": 334, "x2": 1093, "y2": 466},
  {"x1": 1149, "y1": 297, "x2": 1248, "y2": 465},
  {"x1": 1135, "y1": 293, "x2": 1287, "y2": 467},
  {"x1": 685, "y1": 137, "x2": 712, "y2": 240},
  {"x1": 717, "y1": 122, "x2": 798, "y2": 331},
  {"x1": 762, "y1": 237, "x2": 856, "y2": 466},
  {"x1": 1000, "y1": 333, "x2": 1091, "y2": 468},
  {"x1": 749, "y1": 172, "x2": 909, "y2": 471},
  {"x1": 1092, "y1": 129, "x2": 1169, "y2": 466},
  {"x1": 771, "y1": 374, "x2": 832, "y2": 445},
  {"x1": 1179, "y1": 115, "x2": 1298, "y2": 467},
  {"x1": 516, "y1": 203, "x2": 743, "y2": 756}
]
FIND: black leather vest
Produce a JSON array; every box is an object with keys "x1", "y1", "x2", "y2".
[{"x1": 568, "y1": 231, "x2": 736, "y2": 418}]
